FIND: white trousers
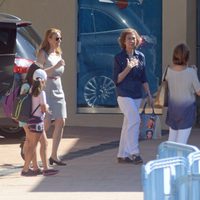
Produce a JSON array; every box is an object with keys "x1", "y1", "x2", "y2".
[
  {"x1": 117, "y1": 97, "x2": 142, "y2": 158},
  {"x1": 168, "y1": 127, "x2": 192, "y2": 144}
]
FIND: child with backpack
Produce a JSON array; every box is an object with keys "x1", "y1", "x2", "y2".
[
  {"x1": 21, "y1": 68, "x2": 58, "y2": 176},
  {"x1": 19, "y1": 63, "x2": 41, "y2": 173}
]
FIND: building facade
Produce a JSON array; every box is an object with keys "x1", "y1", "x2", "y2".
[{"x1": 0, "y1": 0, "x2": 197, "y2": 128}]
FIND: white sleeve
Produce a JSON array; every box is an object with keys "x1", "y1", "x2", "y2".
[{"x1": 39, "y1": 91, "x2": 47, "y2": 105}]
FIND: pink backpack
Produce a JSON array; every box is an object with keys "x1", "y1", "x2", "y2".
[{"x1": 3, "y1": 84, "x2": 20, "y2": 117}]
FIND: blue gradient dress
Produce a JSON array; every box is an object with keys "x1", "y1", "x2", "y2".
[{"x1": 166, "y1": 67, "x2": 200, "y2": 130}]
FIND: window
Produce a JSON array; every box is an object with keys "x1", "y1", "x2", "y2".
[
  {"x1": 77, "y1": 0, "x2": 162, "y2": 113},
  {"x1": 16, "y1": 26, "x2": 41, "y2": 60},
  {"x1": 94, "y1": 10, "x2": 126, "y2": 32},
  {"x1": 0, "y1": 29, "x2": 15, "y2": 54},
  {"x1": 79, "y1": 8, "x2": 94, "y2": 34}
]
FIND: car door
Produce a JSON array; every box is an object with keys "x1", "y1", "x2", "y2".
[{"x1": 0, "y1": 22, "x2": 16, "y2": 97}]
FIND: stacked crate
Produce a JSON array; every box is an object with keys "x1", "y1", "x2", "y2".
[{"x1": 142, "y1": 141, "x2": 200, "y2": 200}]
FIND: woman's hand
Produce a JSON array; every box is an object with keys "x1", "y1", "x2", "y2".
[
  {"x1": 127, "y1": 58, "x2": 138, "y2": 69},
  {"x1": 55, "y1": 59, "x2": 65, "y2": 68},
  {"x1": 41, "y1": 103, "x2": 52, "y2": 114}
]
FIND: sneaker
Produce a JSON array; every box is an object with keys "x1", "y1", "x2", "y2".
[
  {"x1": 132, "y1": 155, "x2": 143, "y2": 165},
  {"x1": 43, "y1": 169, "x2": 59, "y2": 176},
  {"x1": 21, "y1": 169, "x2": 37, "y2": 177},
  {"x1": 117, "y1": 157, "x2": 133, "y2": 163},
  {"x1": 33, "y1": 168, "x2": 43, "y2": 175}
]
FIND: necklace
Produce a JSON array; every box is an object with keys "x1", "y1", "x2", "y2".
[{"x1": 128, "y1": 53, "x2": 134, "y2": 59}]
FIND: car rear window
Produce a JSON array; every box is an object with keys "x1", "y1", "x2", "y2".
[
  {"x1": 16, "y1": 26, "x2": 41, "y2": 60},
  {"x1": 0, "y1": 28, "x2": 16, "y2": 54}
]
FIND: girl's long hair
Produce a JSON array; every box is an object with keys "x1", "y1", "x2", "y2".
[{"x1": 31, "y1": 79, "x2": 44, "y2": 97}]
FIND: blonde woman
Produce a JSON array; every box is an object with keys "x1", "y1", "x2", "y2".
[{"x1": 37, "y1": 28, "x2": 67, "y2": 166}]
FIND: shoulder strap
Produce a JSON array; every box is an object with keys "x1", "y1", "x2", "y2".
[
  {"x1": 31, "y1": 104, "x2": 40, "y2": 116},
  {"x1": 162, "y1": 65, "x2": 169, "y2": 81},
  {"x1": 141, "y1": 99, "x2": 155, "y2": 115},
  {"x1": 29, "y1": 93, "x2": 40, "y2": 116}
]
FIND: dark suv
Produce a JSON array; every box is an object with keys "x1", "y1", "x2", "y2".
[{"x1": 0, "y1": 13, "x2": 41, "y2": 138}]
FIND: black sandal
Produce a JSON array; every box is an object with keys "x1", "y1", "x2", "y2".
[{"x1": 117, "y1": 157, "x2": 133, "y2": 163}]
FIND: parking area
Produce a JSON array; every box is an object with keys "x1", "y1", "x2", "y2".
[{"x1": 0, "y1": 126, "x2": 200, "y2": 200}]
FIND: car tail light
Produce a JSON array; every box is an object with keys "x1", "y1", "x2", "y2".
[{"x1": 14, "y1": 57, "x2": 33, "y2": 73}]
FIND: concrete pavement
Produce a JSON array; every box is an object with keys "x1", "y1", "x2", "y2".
[{"x1": 0, "y1": 126, "x2": 200, "y2": 200}]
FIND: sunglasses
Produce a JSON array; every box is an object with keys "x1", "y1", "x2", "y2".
[{"x1": 55, "y1": 37, "x2": 62, "y2": 41}]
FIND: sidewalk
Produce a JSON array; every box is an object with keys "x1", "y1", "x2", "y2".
[{"x1": 0, "y1": 127, "x2": 200, "y2": 200}]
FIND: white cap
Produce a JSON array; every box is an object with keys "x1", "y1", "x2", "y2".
[{"x1": 33, "y1": 69, "x2": 47, "y2": 81}]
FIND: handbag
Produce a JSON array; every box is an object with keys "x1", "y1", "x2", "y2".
[
  {"x1": 140, "y1": 102, "x2": 162, "y2": 140},
  {"x1": 154, "y1": 66, "x2": 169, "y2": 108}
]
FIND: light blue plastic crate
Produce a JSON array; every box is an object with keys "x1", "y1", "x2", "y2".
[
  {"x1": 142, "y1": 157, "x2": 188, "y2": 200},
  {"x1": 175, "y1": 175, "x2": 200, "y2": 200},
  {"x1": 157, "y1": 141, "x2": 199, "y2": 159},
  {"x1": 188, "y1": 151, "x2": 200, "y2": 175}
]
